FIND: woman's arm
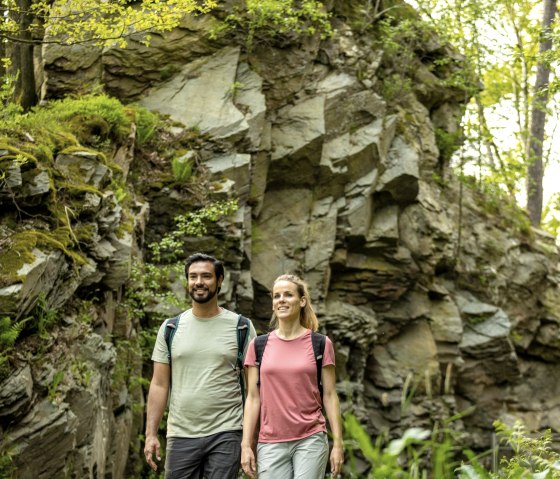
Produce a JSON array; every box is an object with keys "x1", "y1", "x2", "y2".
[
  {"x1": 241, "y1": 366, "x2": 261, "y2": 479},
  {"x1": 322, "y1": 365, "x2": 344, "y2": 476}
]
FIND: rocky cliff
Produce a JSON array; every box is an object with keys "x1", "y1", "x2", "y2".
[{"x1": 1, "y1": 0, "x2": 559, "y2": 477}]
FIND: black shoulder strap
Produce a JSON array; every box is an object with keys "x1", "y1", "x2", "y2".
[
  {"x1": 164, "y1": 314, "x2": 181, "y2": 390},
  {"x1": 254, "y1": 333, "x2": 269, "y2": 387},
  {"x1": 164, "y1": 314, "x2": 181, "y2": 365},
  {"x1": 236, "y1": 314, "x2": 252, "y2": 407},
  {"x1": 311, "y1": 332, "x2": 326, "y2": 399}
]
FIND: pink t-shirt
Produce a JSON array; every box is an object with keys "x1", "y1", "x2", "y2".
[{"x1": 244, "y1": 330, "x2": 335, "y2": 443}]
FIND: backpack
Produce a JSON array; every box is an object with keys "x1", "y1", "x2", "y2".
[
  {"x1": 163, "y1": 313, "x2": 252, "y2": 405},
  {"x1": 254, "y1": 331, "x2": 326, "y2": 399}
]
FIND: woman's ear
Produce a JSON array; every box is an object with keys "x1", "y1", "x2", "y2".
[{"x1": 300, "y1": 296, "x2": 307, "y2": 308}]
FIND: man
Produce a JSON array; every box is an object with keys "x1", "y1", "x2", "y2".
[{"x1": 144, "y1": 252, "x2": 256, "y2": 478}]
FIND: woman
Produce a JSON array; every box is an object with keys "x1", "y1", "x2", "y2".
[{"x1": 241, "y1": 274, "x2": 344, "y2": 478}]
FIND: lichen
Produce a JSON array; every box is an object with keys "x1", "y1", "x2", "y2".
[
  {"x1": 0, "y1": 232, "x2": 38, "y2": 285},
  {"x1": 58, "y1": 144, "x2": 107, "y2": 161},
  {"x1": 0, "y1": 143, "x2": 38, "y2": 166},
  {"x1": 0, "y1": 228, "x2": 88, "y2": 286}
]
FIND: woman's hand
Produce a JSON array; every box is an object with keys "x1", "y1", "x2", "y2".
[
  {"x1": 241, "y1": 445, "x2": 257, "y2": 478},
  {"x1": 330, "y1": 442, "x2": 344, "y2": 477}
]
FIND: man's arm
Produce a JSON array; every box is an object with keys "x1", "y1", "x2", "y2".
[
  {"x1": 241, "y1": 366, "x2": 260, "y2": 479},
  {"x1": 144, "y1": 361, "x2": 170, "y2": 471},
  {"x1": 323, "y1": 365, "x2": 344, "y2": 477}
]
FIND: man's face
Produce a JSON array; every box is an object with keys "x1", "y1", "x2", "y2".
[{"x1": 187, "y1": 261, "x2": 221, "y2": 304}]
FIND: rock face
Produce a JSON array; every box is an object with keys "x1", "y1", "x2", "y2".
[{"x1": 2, "y1": 0, "x2": 559, "y2": 477}]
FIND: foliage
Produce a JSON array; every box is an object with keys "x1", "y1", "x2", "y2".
[
  {"x1": 135, "y1": 107, "x2": 160, "y2": 146},
  {"x1": 0, "y1": 94, "x2": 142, "y2": 159},
  {"x1": 5, "y1": 93, "x2": 133, "y2": 145},
  {"x1": 411, "y1": 0, "x2": 559, "y2": 226},
  {"x1": 542, "y1": 193, "x2": 560, "y2": 238},
  {"x1": 171, "y1": 154, "x2": 194, "y2": 183},
  {"x1": 0, "y1": 59, "x2": 22, "y2": 122},
  {"x1": 463, "y1": 175, "x2": 533, "y2": 237},
  {"x1": 458, "y1": 421, "x2": 560, "y2": 479},
  {"x1": 435, "y1": 127, "x2": 464, "y2": 163},
  {"x1": 345, "y1": 414, "x2": 560, "y2": 479},
  {"x1": 2, "y1": 0, "x2": 217, "y2": 48},
  {"x1": 0, "y1": 315, "x2": 28, "y2": 378},
  {"x1": 0, "y1": 444, "x2": 16, "y2": 479},
  {"x1": 32, "y1": 294, "x2": 59, "y2": 340},
  {"x1": 215, "y1": 0, "x2": 333, "y2": 51},
  {"x1": 343, "y1": 412, "x2": 465, "y2": 478},
  {"x1": 47, "y1": 370, "x2": 65, "y2": 403},
  {"x1": 125, "y1": 199, "x2": 239, "y2": 321}
]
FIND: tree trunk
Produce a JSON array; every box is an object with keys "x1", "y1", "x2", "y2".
[
  {"x1": 526, "y1": 0, "x2": 557, "y2": 225},
  {"x1": 0, "y1": 41, "x2": 5, "y2": 80},
  {"x1": 12, "y1": 0, "x2": 38, "y2": 110}
]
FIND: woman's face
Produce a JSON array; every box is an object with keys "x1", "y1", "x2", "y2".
[{"x1": 272, "y1": 280, "x2": 306, "y2": 322}]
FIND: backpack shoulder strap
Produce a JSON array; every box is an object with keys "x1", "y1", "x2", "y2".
[
  {"x1": 236, "y1": 314, "x2": 252, "y2": 407},
  {"x1": 236, "y1": 314, "x2": 251, "y2": 362},
  {"x1": 254, "y1": 333, "x2": 270, "y2": 387},
  {"x1": 164, "y1": 314, "x2": 181, "y2": 364},
  {"x1": 311, "y1": 331, "x2": 327, "y2": 399}
]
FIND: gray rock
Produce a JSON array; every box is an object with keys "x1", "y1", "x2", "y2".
[
  {"x1": 376, "y1": 136, "x2": 419, "y2": 203},
  {"x1": 102, "y1": 232, "x2": 133, "y2": 290},
  {"x1": 42, "y1": 41, "x2": 102, "y2": 99},
  {"x1": 234, "y1": 63, "x2": 266, "y2": 151},
  {"x1": 0, "y1": 364, "x2": 33, "y2": 420},
  {"x1": 429, "y1": 297, "x2": 463, "y2": 343},
  {"x1": 141, "y1": 47, "x2": 247, "y2": 140},
  {"x1": 271, "y1": 95, "x2": 325, "y2": 165},
  {"x1": 366, "y1": 205, "x2": 400, "y2": 247},
  {"x1": 1, "y1": 160, "x2": 23, "y2": 189},
  {"x1": 55, "y1": 151, "x2": 111, "y2": 188},
  {"x1": 21, "y1": 168, "x2": 51, "y2": 198},
  {"x1": 460, "y1": 306, "x2": 511, "y2": 354},
  {"x1": 0, "y1": 249, "x2": 66, "y2": 318},
  {"x1": 8, "y1": 400, "x2": 79, "y2": 478},
  {"x1": 205, "y1": 153, "x2": 251, "y2": 200},
  {"x1": 251, "y1": 188, "x2": 313, "y2": 291}
]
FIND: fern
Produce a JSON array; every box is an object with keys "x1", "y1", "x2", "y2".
[
  {"x1": 0, "y1": 316, "x2": 26, "y2": 348},
  {"x1": 171, "y1": 155, "x2": 193, "y2": 183}
]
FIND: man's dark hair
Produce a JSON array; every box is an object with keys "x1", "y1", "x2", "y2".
[{"x1": 184, "y1": 253, "x2": 225, "y2": 282}]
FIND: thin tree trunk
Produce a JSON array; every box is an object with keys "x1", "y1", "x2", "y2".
[
  {"x1": 16, "y1": 0, "x2": 37, "y2": 110},
  {"x1": 527, "y1": 0, "x2": 557, "y2": 225},
  {"x1": 0, "y1": 40, "x2": 5, "y2": 80}
]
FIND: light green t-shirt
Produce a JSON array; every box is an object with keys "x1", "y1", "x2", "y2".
[{"x1": 152, "y1": 308, "x2": 256, "y2": 438}]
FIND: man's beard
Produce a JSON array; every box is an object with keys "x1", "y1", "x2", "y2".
[{"x1": 189, "y1": 285, "x2": 218, "y2": 304}]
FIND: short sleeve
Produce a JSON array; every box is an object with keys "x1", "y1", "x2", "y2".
[
  {"x1": 151, "y1": 320, "x2": 171, "y2": 364},
  {"x1": 323, "y1": 336, "x2": 335, "y2": 367},
  {"x1": 244, "y1": 337, "x2": 257, "y2": 367}
]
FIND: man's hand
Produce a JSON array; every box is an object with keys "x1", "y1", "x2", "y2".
[
  {"x1": 144, "y1": 435, "x2": 161, "y2": 471},
  {"x1": 241, "y1": 445, "x2": 257, "y2": 479}
]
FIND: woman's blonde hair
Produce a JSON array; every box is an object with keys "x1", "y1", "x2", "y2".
[{"x1": 270, "y1": 274, "x2": 319, "y2": 331}]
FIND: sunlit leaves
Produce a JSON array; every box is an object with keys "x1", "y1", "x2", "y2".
[
  {"x1": 217, "y1": 0, "x2": 332, "y2": 52},
  {"x1": 2, "y1": 0, "x2": 217, "y2": 47}
]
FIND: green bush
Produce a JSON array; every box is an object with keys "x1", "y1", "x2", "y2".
[
  {"x1": 125, "y1": 199, "x2": 239, "y2": 321},
  {"x1": 135, "y1": 107, "x2": 160, "y2": 146},
  {"x1": 216, "y1": 0, "x2": 332, "y2": 52},
  {"x1": 344, "y1": 413, "x2": 560, "y2": 479},
  {"x1": 171, "y1": 155, "x2": 193, "y2": 183}
]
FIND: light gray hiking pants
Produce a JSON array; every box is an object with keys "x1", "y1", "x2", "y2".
[{"x1": 256, "y1": 432, "x2": 329, "y2": 479}]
